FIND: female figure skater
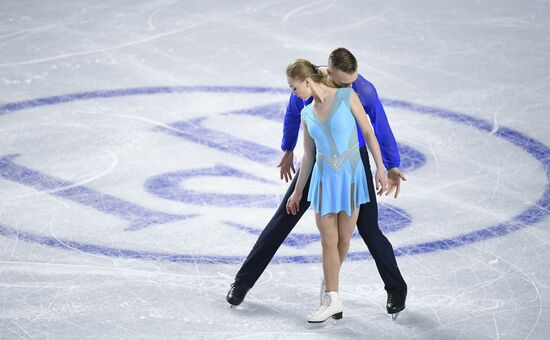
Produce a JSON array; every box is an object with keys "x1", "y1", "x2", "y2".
[{"x1": 286, "y1": 59, "x2": 387, "y2": 323}]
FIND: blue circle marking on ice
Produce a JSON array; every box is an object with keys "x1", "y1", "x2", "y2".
[
  {"x1": 0, "y1": 86, "x2": 549, "y2": 264},
  {"x1": 145, "y1": 164, "x2": 282, "y2": 208},
  {"x1": 142, "y1": 102, "x2": 421, "y2": 247}
]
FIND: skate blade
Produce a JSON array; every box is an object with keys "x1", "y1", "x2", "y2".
[{"x1": 391, "y1": 312, "x2": 400, "y2": 321}]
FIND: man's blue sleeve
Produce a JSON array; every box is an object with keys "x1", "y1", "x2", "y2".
[
  {"x1": 281, "y1": 93, "x2": 305, "y2": 151},
  {"x1": 354, "y1": 76, "x2": 401, "y2": 169}
]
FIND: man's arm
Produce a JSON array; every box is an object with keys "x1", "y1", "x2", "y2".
[
  {"x1": 278, "y1": 93, "x2": 305, "y2": 182},
  {"x1": 353, "y1": 75, "x2": 406, "y2": 197},
  {"x1": 353, "y1": 75, "x2": 400, "y2": 170},
  {"x1": 281, "y1": 93, "x2": 305, "y2": 151}
]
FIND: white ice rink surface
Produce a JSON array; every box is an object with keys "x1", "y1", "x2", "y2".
[{"x1": 1, "y1": 0, "x2": 549, "y2": 339}]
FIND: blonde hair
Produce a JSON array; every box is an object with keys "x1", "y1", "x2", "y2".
[{"x1": 286, "y1": 59, "x2": 335, "y2": 87}]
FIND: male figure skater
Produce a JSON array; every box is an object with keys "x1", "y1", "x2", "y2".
[{"x1": 227, "y1": 48, "x2": 407, "y2": 319}]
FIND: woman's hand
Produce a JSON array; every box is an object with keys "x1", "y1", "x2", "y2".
[
  {"x1": 286, "y1": 191, "x2": 302, "y2": 215},
  {"x1": 375, "y1": 169, "x2": 388, "y2": 196}
]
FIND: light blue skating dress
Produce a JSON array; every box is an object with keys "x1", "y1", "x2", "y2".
[{"x1": 301, "y1": 87, "x2": 370, "y2": 217}]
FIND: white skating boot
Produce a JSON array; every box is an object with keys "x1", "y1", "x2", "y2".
[{"x1": 307, "y1": 291, "x2": 343, "y2": 323}]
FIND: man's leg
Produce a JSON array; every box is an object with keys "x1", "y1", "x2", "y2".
[
  {"x1": 357, "y1": 147, "x2": 407, "y2": 292},
  {"x1": 234, "y1": 168, "x2": 311, "y2": 288}
]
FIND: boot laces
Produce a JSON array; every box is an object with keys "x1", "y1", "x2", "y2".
[
  {"x1": 314, "y1": 295, "x2": 332, "y2": 315},
  {"x1": 232, "y1": 283, "x2": 247, "y2": 295},
  {"x1": 388, "y1": 291, "x2": 403, "y2": 305}
]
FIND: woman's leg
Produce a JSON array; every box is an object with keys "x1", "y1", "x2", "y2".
[
  {"x1": 337, "y1": 209, "x2": 359, "y2": 265},
  {"x1": 315, "y1": 213, "x2": 339, "y2": 292},
  {"x1": 308, "y1": 212, "x2": 347, "y2": 323}
]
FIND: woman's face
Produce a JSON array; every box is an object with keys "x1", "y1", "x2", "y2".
[{"x1": 287, "y1": 76, "x2": 310, "y2": 100}]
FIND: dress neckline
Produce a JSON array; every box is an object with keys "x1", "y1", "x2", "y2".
[{"x1": 311, "y1": 88, "x2": 340, "y2": 123}]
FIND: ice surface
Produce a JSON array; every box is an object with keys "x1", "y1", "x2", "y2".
[{"x1": 1, "y1": 0, "x2": 549, "y2": 339}]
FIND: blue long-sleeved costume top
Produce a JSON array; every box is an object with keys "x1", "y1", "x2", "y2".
[{"x1": 281, "y1": 74, "x2": 400, "y2": 170}]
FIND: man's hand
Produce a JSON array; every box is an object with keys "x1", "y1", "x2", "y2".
[
  {"x1": 278, "y1": 150, "x2": 295, "y2": 182},
  {"x1": 385, "y1": 167, "x2": 407, "y2": 198}
]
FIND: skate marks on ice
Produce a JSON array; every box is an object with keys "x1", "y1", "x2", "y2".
[{"x1": 1, "y1": 86, "x2": 548, "y2": 263}]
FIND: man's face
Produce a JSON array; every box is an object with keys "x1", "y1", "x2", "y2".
[{"x1": 327, "y1": 65, "x2": 358, "y2": 88}]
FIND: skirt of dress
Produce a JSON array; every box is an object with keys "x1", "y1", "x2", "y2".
[{"x1": 307, "y1": 158, "x2": 370, "y2": 218}]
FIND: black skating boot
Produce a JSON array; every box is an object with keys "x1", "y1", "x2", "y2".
[
  {"x1": 226, "y1": 281, "x2": 250, "y2": 306},
  {"x1": 387, "y1": 289, "x2": 407, "y2": 321}
]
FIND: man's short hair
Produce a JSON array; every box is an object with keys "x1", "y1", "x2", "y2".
[{"x1": 329, "y1": 48, "x2": 358, "y2": 73}]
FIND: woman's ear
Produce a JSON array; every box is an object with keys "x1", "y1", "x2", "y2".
[{"x1": 305, "y1": 78, "x2": 311, "y2": 87}]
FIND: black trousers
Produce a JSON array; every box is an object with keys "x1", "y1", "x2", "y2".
[{"x1": 235, "y1": 146, "x2": 407, "y2": 292}]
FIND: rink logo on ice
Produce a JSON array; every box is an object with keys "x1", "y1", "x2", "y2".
[{"x1": 0, "y1": 86, "x2": 549, "y2": 264}]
